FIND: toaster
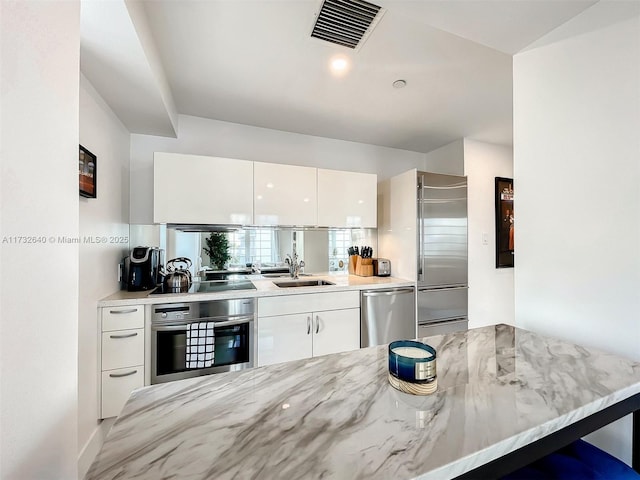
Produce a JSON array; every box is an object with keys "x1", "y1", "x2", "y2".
[{"x1": 376, "y1": 258, "x2": 391, "y2": 277}]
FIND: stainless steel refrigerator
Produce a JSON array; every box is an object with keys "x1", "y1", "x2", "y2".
[{"x1": 416, "y1": 172, "x2": 468, "y2": 337}]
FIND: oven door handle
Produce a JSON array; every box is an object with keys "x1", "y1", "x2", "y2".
[
  {"x1": 152, "y1": 315, "x2": 254, "y2": 331},
  {"x1": 207, "y1": 316, "x2": 254, "y2": 328}
]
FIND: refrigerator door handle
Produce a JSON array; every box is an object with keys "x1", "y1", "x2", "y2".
[
  {"x1": 419, "y1": 317, "x2": 468, "y2": 326},
  {"x1": 418, "y1": 285, "x2": 467, "y2": 292},
  {"x1": 417, "y1": 175, "x2": 424, "y2": 282},
  {"x1": 362, "y1": 288, "x2": 415, "y2": 297}
]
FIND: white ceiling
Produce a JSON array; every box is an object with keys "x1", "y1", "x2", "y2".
[{"x1": 80, "y1": 0, "x2": 599, "y2": 153}]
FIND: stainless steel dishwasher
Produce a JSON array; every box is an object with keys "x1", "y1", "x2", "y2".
[{"x1": 360, "y1": 287, "x2": 416, "y2": 347}]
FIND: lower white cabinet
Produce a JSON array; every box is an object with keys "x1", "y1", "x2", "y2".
[
  {"x1": 101, "y1": 367, "x2": 144, "y2": 419},
  {"x1": 100, "y1": 305, "x2": 145, "y2": 419},
  {"x1": 257, "y1": 292, "x2": 360, "y2": 367}
]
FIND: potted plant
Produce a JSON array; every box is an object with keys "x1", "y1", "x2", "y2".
[{"x1": 203, "y1": 232, "x2": 231, "y2": 270}]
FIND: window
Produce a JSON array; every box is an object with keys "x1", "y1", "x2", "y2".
[
  {"x1": 227, "y1": 229, "x2": 277, "y2": 266},
  {"x1": 328, "y1": 229, "x2": 350, "y2": 271}
]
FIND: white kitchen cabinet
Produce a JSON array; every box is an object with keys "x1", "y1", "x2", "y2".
[
  {"x1": 100, "y1": 305, "x2": 145, "y2": 419},
  {"x1": 102, "y1": 305, "x2": 144, "y2": 331},
  {"x1": 257, "y1": 313, "x2": 313, "y2": 366},
  {"x1": 254, "y1": 162, "x2": 317, "y2": 226},
  {"x1": 257, "y1": 292, "x2": 360, "y2": 366},
  {"x1": 317, "y1": 169, "x2": 377, "y2": 228},
  {"x1": 101, "y1": 329, "x2": 144, "y2": 371},
  {"x1": 311, "y1": 309, "x2": 360, "y2": 357},
  {"x1": 153, "y1": 152, "x2": 253, "y2": 225},
  {"x1": 101, "y1": 367, "x2": 144, "y2": 419}
]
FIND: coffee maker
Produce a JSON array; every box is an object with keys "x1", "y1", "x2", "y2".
[{"x1": 127, "y1": 246, "x2": 163, "y2": 291}]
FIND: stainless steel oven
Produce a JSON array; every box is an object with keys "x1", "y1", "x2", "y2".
[{"x1": 150, "y1": 298, "x2": 255, "y2": 384}]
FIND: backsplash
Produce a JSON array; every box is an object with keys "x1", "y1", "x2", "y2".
[{"x1": 129, "y1": 225, "x2": 377, "y2": 275}]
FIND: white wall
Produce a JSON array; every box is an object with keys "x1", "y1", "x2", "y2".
[
  {"x1": 464, "y1": 140, "x2": 514, "y2": 328},
  {"x1": 514, "y1": 10, "x2": 640, "y2": 464},
  {"x1": 423, "y1": 139, "x2": 465, "y2": 175},
  {"x1": 78, "y1": 75, "x2": 131, "y2": 476},
  {"x1": 130, "y1": 114, "x2": 425, "y2": 224},
  {"x1": 0, "y1": 2, "x2": 80, "y2": 478}
]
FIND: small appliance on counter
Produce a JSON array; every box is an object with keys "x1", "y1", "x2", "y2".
[
  {"x1": 162, "y1": 257, "x2": 193, "y2": 294},
  {"x1": 127, "y1": 246, "x2": 163, "y2": 291},
  {"x1": 375, "y1": 258, "x2": 391, "y2": 277}
]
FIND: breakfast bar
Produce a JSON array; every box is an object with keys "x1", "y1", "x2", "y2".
[{"x1": 86, "y1": 324, "x2": 640, "y2": 479}]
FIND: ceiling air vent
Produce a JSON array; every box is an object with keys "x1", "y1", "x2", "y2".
[{"x1": 311, "y1": 0, "x2": 384, "y2": 50}]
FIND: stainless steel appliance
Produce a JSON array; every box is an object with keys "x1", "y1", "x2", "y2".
[
  {"x1": 376, "y1": 258, "x2": 391, "y2": 277},
  {"x1": 417, "y1": 172, "x2": 468, "y2": 336},
  {"x1": 150, "y1": 298, "x2": 255, "y2": 384},
  {"x1": 150, "y1": 277, "x2": 256, "y2": 295},
  {"x1": 360, "y1": 287, "x2": 416, "y2": 347},
  {"x1": 127, "y1": 246, "x2": 163, "y2": 291},
  {"x1": 163, "y1": 257, "x2": 193, "y2": 293}
]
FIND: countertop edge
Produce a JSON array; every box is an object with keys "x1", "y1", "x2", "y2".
[{"x1": 98, "y1": 275, "x2": 415, "y2": 307}]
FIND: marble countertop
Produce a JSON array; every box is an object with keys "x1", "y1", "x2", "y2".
[
  {"x1": 86, "y1": 324, "x2": 640, "y2": 480},
  {"x1": 98, "y1": 273, "x2": 413, "y2": 307}
]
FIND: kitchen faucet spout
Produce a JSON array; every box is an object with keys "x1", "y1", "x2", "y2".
[{"x1": 285, "y1": 253, "x2": 305, "y2": 279}]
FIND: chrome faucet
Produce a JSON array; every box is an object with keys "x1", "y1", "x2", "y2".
[{"x1": 285, "y1": 253, "x2": 305, "y2": 279}]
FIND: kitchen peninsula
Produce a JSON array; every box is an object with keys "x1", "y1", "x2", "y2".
[{"x1": 86, "y1": 325, "x2": 640, "y2": 480}]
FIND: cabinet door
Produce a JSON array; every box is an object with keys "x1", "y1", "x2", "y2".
[
  {"x1": 101, "y1": 367, "x2": 144, "y2": 418},
  {"x1": 312, "y1": 308, "x2": 360, "y2": 357},
  {"x1": 101, "y1": 329, "x2": 144, "y2": 371},
  {"x1": 154, "y1": 152, "x2": 253, "y2": 225},
  {"x1": 102, "y1": 305, "x2": 144, "y2": 332},
  {"x1": 254, "y1": 162, "x2": 317, "y2": 226},
  {"x1": 317, "y1": 169, "x2": 377, "y2": 228},
  {"x1": 257, "y1": 313, "x2": 313, "y2": 366}
]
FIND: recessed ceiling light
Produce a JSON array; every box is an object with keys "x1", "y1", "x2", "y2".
[
  {"x1": 266, "y1": 183, "x2": 274, "y2": 189},
  {"x1": 330, "y1": 56, "x2": 350, "y2": 76},
  {"x1": 392, "y1": 79, "x2": 407, "y2": 89}
]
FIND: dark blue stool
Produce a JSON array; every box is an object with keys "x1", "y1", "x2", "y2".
[{"x1": 501, "y1": 439, "x2": 640, "y2": 479}]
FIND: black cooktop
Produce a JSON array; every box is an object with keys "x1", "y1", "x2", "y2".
[{"x1": 150, "y1": 279, "x2": 256, "y2": 295}]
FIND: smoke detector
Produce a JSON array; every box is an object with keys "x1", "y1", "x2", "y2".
[{"x1": 310, "y1": 0, "x2": 385, "y2": 51}]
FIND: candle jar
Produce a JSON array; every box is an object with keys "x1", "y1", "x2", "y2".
[{"x1": 388, "y1": 340, "x2": 437, "y2": 388}]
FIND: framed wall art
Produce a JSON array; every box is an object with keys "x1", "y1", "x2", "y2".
[
  {"x1": 495, "y1": 177, "x2": 514, "y2": 268},
  {"x1": 79, "y1": 145, "x2": 96, "y2": 198}
]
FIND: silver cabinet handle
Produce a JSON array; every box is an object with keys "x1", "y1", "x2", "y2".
[
  {"x1": 109, "y1": 370, "x2": 138, "y2": 378},
  {"x1": 109, "y1": 332, "x2": 138, "y2": 339},
  {"x1": 315, "y1": 315, "x2": 320, "y2": 334},
  {"x1": 307, "y1": 316, "x2": 311, "y2": 335},
  {"x1": 109, "y1": 308, "x2": 138, "y2": 315}
]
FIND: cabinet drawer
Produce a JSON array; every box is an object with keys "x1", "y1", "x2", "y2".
[
  {"x1": 258, "y1": 290, "x2": 359, "y2": 317},
  {"x1": 101, "y1": 366, "x2": 144, "y2": 418},
  {"x1": 102, "y1": 305, "x2": 144, "y2": 331},
  {"x1": 101, "y1": 329, "x2": 144, "y2": 371}
]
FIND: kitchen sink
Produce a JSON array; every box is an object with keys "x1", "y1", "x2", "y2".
[{"x1": 273, "y1": 279, "x2": 335, "y2": 288}]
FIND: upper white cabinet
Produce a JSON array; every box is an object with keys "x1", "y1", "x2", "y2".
[
  {"x1": 254, "y1": 162, "x2": 317, "y2": 226},
  {"x1": 317, "y1": 169, "x2": 377, "y2": 228},
  {"x1": 154, "y1": 153, "x2": 253, "y2": 225}
]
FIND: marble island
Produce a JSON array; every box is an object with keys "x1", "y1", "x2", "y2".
[{"x1": 86, "y1": 325, "x2": 640, "y2": 479}]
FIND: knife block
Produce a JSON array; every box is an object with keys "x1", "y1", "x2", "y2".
[
  {"x1": 355, "y1": 257, "x2": 373, "y2": 277},
  {"x1": 348, "y1": 255, "x2": 358, "y2": 275}
]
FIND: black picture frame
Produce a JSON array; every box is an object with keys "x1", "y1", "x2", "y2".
[
  {"x1": 79, "y1": 145, "x2": 97, "y2": 198},
  {"x1": 495, "y1": 177, "x2": 514, "y2": 268}
]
